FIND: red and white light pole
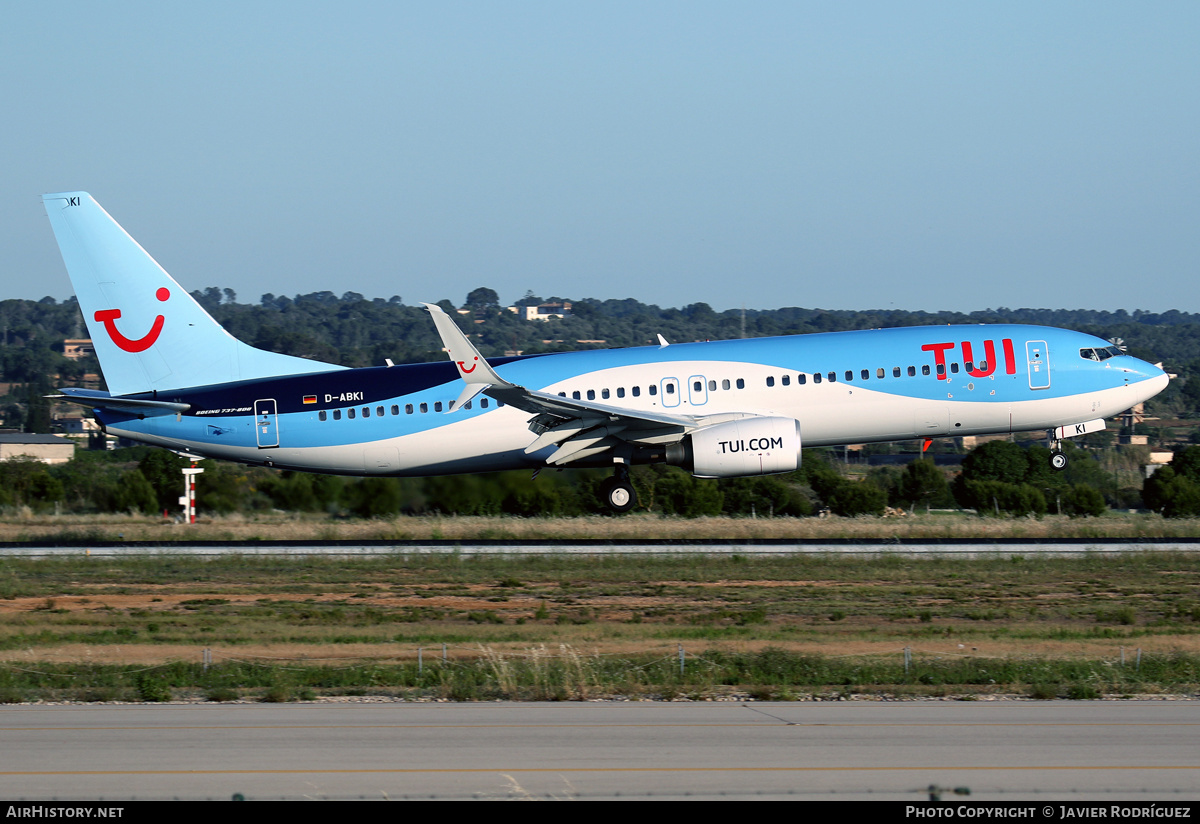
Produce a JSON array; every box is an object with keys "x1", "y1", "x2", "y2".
[{"x1": 180, "y1": 463, "x2": 204, "y2": 524}]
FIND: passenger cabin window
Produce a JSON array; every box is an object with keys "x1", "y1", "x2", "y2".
[
  {"x1": 894, "y1": 367, "x2": 902, "y2": 377},
  {"x1": 922, "y1": 365, "x2": 931, "y2": 376},
  {"x1": 722, "y1": 379, "x2": 730, "y2": 390},
  {"x1": 736, "y1": 378, "x2": 745, "y2": 389},
  {"x1": 405, "y1": 404, "x2": 413, "y2": 414},
  {"x1": 694, "y1": 380, "x2": 703, "y2": 392},
  {"x1": 861, "y1": 369, "x2": 869, "y2": 380},
  {"x1": 844, "y1": 370, "x2": 853, "y2": 381},
  {"x1": 333, "y1": 409, "x2": 342, "y2": 420},
  {"x1": 617, "y1": 387, "x2": 625, "y2": 398},
  {"x1": 813, "y1": 373, "x2": 822, "y2": 384},
  {"x1": 797, "y1": 373, "x2": 806, "y2": 385},
  {"x1": 649, "y1": 385, "x2": 658, "y2": 396},
  {"x1": 434, "y1": 401, "x2": 443, "y2": 412},
  {"x1": 362, "y1": 407, "x2": 370, "y2": 417},
  {"x1": 319, "y1": 410, "x2": 327, "y2": 421},
  {"x1": 377, "y1": 406, "x2": 385, "y2": 416},
  {"x1": 950, "y1": 363, "x2": 959, "y2": 374},
  {"x1": 587, "y1": 389, "x2": 595, "y2": 400},
  {"x1": 632, "y1": 386, "x2": 641, "y2": 397},
  {"x1": 877, "y1": 368, "x2": 885, "y2": 379},
  {"x1": 828, "y1": 372, "x2": 836, "y2": 382},
  {"x1": 781, "y1": 375, "x2": 790, "y2": 386},
  {"x1": 907, "y1": 366, "x2": 916, "y2": 376},
  {"x1": 602, "y1": 388, "x2": 610, "y2": 399},
  {"x1": 936, "y1": 364, "x2": 945, "y2": 377},
  {"x1": 766, "y1": 376, "x2": 775, "y2": 387},
  {"x1": 572, "y1": 391, "x2": 581, "y2": 400},
  {"x1": 664, "y1": 383, "x2": 674, "y2": 394},
  {"x1": 420, "y1": 403, "x2": 428, "y2": 413},
  {"x1": 390, "y1": 405, "x2": 398, "y2": 415},
  {"x1": 347, "y1": 408, "x2": 356, "y2": 419},
  {"x1": 480, "y1": 399, "x2": 489, "y2": 408}
]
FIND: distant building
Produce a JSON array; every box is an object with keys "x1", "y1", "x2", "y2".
[
  {"x1": 62, "y1": 339, "x2": 94, "y2": 360},
  {"x1": 55, "y1": 416, "x2": 101, "y2": 436},
  {"x1": 0, "y1": 434, "x2": 75, "y2": 464},
  {"x1": 509, "y1": 301, "x2": 572, "y2": 321}
]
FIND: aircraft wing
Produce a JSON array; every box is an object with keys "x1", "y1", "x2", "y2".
[{"x1": 424, "y1": 304, "x2": 747, "y2": 466}]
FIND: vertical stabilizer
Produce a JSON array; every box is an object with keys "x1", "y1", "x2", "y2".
[{"x1": 42, "y1": 193, "x2": 343, "y2": 396}]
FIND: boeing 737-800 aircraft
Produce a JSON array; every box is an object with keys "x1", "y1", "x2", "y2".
[{"x1": 42, "y1": 192, "x2": 1169, "y2": 511}]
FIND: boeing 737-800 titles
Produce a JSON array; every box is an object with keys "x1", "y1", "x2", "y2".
[{"x1": 41, "y1": 192, "x2": 1169, "y2": 511}]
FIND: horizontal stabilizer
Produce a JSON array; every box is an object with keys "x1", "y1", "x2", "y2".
[{"x1": 50, "y1": 388, "x2": 190, "y2": 415}]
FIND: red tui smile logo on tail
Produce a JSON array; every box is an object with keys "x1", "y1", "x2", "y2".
[{"x1": 94, "y1": 288, "x2": 170, "y2": 353}]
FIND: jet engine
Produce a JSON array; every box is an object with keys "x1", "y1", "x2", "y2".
[{"x1": 666, "y1": 416, "x2": 801, "y2": 478}]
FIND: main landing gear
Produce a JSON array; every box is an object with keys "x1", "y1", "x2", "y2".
[{"x1": 600, "y1": 466, "x2": 637, "y2": 513}]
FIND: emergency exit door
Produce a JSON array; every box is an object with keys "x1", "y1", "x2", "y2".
[
  {"x1": 1026, "y1": 341, "x2": 1050, "y2": 390},
  {"x1": 255, "y1": 399, "x2": 279, "y2": 448}
]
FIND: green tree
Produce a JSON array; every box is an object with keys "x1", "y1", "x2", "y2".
[
  {"x1": 1063, "y1": 484, "x2": 1107, "y2": 518},
  {"x1": 138, "y1": 450, "x2": 189, "y2": 511},
  {"x1": 344, "y1": 478, "x2": 404, "y2": 518},
  {"x1": 897, "y1": 459, "x2": 952, "y2": 512},
  {"x1": 653, "y1": 469, "x2": 723, "y2": 516},
  {"x1": 1143, "y1": 466, "x2": 1200, "y2": 517},
  {"x1": 960, "y1": 441, "x2": 1028, "y2": 485},
  {"x1": 826, "y1": 480, "x2": 887, "y2": 517},
  {"x1": 112, "y1": 469, "x2": 158, "y2": 514},
  {"x1": 718, "y1": 476, "x2": 812, "y2": 517},
  {"x1": 464, "y1": 287, "x2": 500, "y2": 312}
]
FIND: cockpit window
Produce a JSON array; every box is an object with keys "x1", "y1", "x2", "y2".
[{"x1": 1080, "y1": 346, "x2": 1125, "y2": 361}]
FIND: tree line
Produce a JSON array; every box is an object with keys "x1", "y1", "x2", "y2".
[
  {"x1": 3, "y1": 439, "x2": 1195, "y2": 519},
  {"x1": 3, "y1": 289, "x2": 1200, "y2": 412}
]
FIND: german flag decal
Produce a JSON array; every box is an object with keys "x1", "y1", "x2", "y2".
[{"x1": 302, "y1": 395, "x2": 317, "y2": 405}]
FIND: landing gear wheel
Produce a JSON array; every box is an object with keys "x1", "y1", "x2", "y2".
[
  {"x1": 600, "y1": 476, "x2": 637, "y2": 513},
  {"x1": 1050, "y1": 451, "x2": 1068, "y2": 471}
]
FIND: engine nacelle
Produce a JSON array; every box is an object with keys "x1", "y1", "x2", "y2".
[{"x1": 667, "y1": 416, "x2": 801, "y2": 478}]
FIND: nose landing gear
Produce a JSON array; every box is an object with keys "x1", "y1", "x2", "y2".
[{"x1": 1047, "y1": 429, "x2": 1068, "y2": 471}]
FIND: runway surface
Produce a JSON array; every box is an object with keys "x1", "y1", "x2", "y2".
[
  {"x1": 2, "y1": 700, "x2": 1198, "y2": 801},
  {"x1": 3, "y1": 539, "x2": 1200, "y2": 557}
]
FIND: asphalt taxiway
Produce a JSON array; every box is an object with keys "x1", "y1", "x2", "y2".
[{"x1": 1, "y1": 700, "x2": 1197, "y2": 801}]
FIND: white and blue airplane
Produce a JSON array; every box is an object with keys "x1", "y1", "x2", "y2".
[{"x1": 42, "y1": 192, "x2": 1169, "y2": 511}]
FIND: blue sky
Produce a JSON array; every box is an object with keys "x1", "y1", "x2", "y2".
[{"x1": 3, "y1": 1, "x2": 1198, "y2": 313}]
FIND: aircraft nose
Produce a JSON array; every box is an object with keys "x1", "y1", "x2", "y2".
[{"x1": 1132, "y1": 360, "x2": 1170, "y2": 398}]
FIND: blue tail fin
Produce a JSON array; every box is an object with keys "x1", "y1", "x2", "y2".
[{"x1": 42, "y1": 192, "x2": 343, "y2": 395}]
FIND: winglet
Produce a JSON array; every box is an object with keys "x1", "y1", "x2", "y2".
[{"x1": 423, "y1": 303, "x2": 511, "y2": 387}]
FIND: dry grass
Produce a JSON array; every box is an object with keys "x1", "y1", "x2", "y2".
[
  {"x1": 1, "y1": 549, "x2": 1199, "y2": 668},
  {"x1": 2, "y1": 511, "x2": 1200, "y2": 542}
]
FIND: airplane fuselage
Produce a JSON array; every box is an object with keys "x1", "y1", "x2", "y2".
[{"x1": 97, "y1": 323, "x2": 1167, "y2": 475}]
